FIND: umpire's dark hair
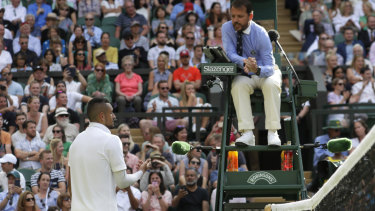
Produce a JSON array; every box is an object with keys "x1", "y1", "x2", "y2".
[
  {"x1": 87, "y1": 97, "x2": 109, "y2": 121},
  {"x1": 231, "y1": 0, "x2": 253, "y2": 14}
]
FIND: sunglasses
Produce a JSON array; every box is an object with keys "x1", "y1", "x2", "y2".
[
  {"x1": 25, "y1": 198, "x2": 35, "y2": 202},
  {"x1": 190, "y1": 161, "x2": 200, "y2": 165},
  {"x1": 20, "y1": 42, "x2": 28, "y2": 45},
  {"x1": 63, "y1": 197, "x2": 71, "y2": 201},
  {"x1": 1, "y1": 72, "x2": 10, "y2": 76},
  {"x1": 77, "y1": 53, "x2": 85, "y2": 56},
  {"x1": 60, "y1": 8, "x2": 69, "y2": 11},
  {"x1": 160, "y1": 26, "x2": 167, "y2": 29},
  {"x1": 122, "y1": 142, "x2": 131, "y2": 146},
  {"x1": 337, "y1": 83, "x2": 344, "y2": 86},
  {"x1": 186, "y1": 37, "x2": 195, "y2": 40},
  {"x1": 85, "y1": 18, "x2": 94, "y2": 21},
  {"x1": 160, "y1": 87, "x2": 169, "y2": 90},
  {"x1": 77, "y1": 41, "x2": 85, "y2": 44},
  {"x1": 0, "y1": 85, "x2": 6, "y2": 91},
  {"x1": 53, "y1": 130, "x2": 61, "y2": 133},
  {"x1": 95, "y1": 68, "x2": 104, "y2": 72},
  {"x1": 320, "y1": 37, "x2": 328, "y2": 40},
  {"x1": 58, "y1": 114, "x2": 69, "y2": 118}
]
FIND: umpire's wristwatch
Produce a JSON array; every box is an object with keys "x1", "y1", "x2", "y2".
[{"x1": 256, "y1": 67, "x2": 261, "y2": 76}]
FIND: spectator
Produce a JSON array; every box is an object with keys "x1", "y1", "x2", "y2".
[
  {"x1": 120, "y1": 134, "x2": 139, "y2": 172},
  {"x1": 139, "y1": 150, "x2": 174, "y2": 192},
  {"x1": 40, "y1": 14, "x2": 66, "y2": 45},
  {"x1": 0, "y1": 78, "x2": 19, "y2": 110},
  {"x1": 172, "y1": 168, "x2": 209, "y2": 211},
  {"x1": 86, "y1": 63, "x2": 113, "y2": 102},
  {"x1": 14, "y1": 120, "x2": 46, "y2": 170},
  {"x1": 3, "y1": 0, "x2": 26, "y2": 26},
  {"x1": 34, "y1": 173, "x2": 59, "y2": 210},
  {"x1": 152, "y1": 0, "x2": 173, "y2": 14},
  {"x1": 179, "y1": 155, "x2": 208, "y2": 189},
  {"x1": 170, "y1": 0, "x2": 205, "y2": 24},
  {"x1": 176, "y1": 12, "x2": 204, "y2": 44},
  {"x1": 144, "y1": 134, "x2": 174, "y2": 169},
  {"x1": 358, "y1": 14, "x2": 375, "y2": 54},
  {"x1": 148, "y1": 31, "x2": 176, "y2": 69},
  {"x1": 333, "y1": 1, "x2": 360, "y2": 32},
  {"x1": 337, "y1": 27, "x2": 364, "y2": 64},
  {"x1": 49, "y1": 80, "x2": 91, "y2": 114},
  {"x1": 101, "y1": 0, "x2": 121, "y2": 18},
  {"x1": 135, "y1": 0, "x2": 150, "y2": 22},
  {"x1": 43, "y1": 49, "x2": 62, "y2": 72},
  {"x1": 313, "y1": 122, "x2": 348, "y2": 169},
  {"x1": 118, "y1": 32, "x2": 147, "y2": 68},
  {"x1": 176, "y1": 23, "x2": 202, "y2": 47},
  {"x1": 11, "y1": 53, "x2": 33, "y2": 72},
  {"x1": 27, "y1": 0, "x2": 52, "y2": 28},
  {"x1": 0, "y1": 38, "x2": 12, "y2": 70},
  {"x1": 173, "y1": 50, "x2": 202, "y2": 92},
  {"x1": 131, "y1": 21, "x2": 149, "y2": 51},
  {"x1": 0, "y1": 154, "x2": 26, "y2": 191},
  {"x1": 30, "y1": 150, "x2": 66, "y2": 194},
  {"x1": 1, "y1": 68, "x2": 23, "y2": 101},
  {"x1": 327, "y1": 78, "x2": 350, "y2": 127},
  {"x1": 328, "y1": 0, "x2": 342, "y2": 21},
  {"x1": 350, "y1": 118, "x2": 368, "y2": 153},
  {"x1": 47, "y1": 94, "x2": 81, "y2": 129},
  {"x1": 49, "y1": 138, "x2": 69, "y2": 179},
  {"x1": 180, "y1": 81, "x2": 210, "y2": 132},
  {"x1": 68, "y1": 26, "x2": 92, "y2": 67},
  {"x1": 56, "y1": 193, "x2": 71, "y2": 211},
  {"x1": 23, "y1": 14, "x2": 41, "y2": 39},
  {"x1": 25, "y1": 60, "x2": 55, "y2": 97},
  {"x1": 61, "y1": 64, "x2": 87, "y2": 93},
  {"x1": 13, "y1": 23, "x2": 41, "y2": 56},
  {"x1": 53, "y1": 0, "x2": 77, "y2": 26},
  {"x1": 0, "y1": 94, "x2": 16, "y2": 133},
  {"x1": 117, "y1": 123, "x2": 140, "y2": 156},
  {"x1": 78, "y1": 0, "x2": 101, "y2": 18},
  {"x1": 299, "y1": 0, "x2": 329, "y2": 35},
  {"x1": 141, "y1": 172, "x2": 172, "y2": 211},
  {"x1": 93, "y1": 32, "x2": 118, "y2": 66},
  {"x1": 347, "y1": 55, "x2": 366, "y2": 85},
  {"x1": 26, "y1": 96, "x2": 48, "y2": 138},
  {"x1": 0, "y1": 170, "x2": 21, "y2": 210},
  {"x1": 347, "y1": 44, "x2": 373, "y2": 72},
  {"x1": 94, "y1": 49, "x2": 118, "y2": 70},
  {"x1": 21, "y1": 81, "x2": 49, "y2": 115},
  {"x1": 0, "y1": 23, "x2": 14, "y2": 55},
  {"x1": 151, "y1": 6, "x2": 174, "y2": 36},
  {"x1": 74, "y1": 49, "x2": 91, "y2": 71},
  {"x1": 57, "y1": 3, "x2": 74, "y2": 34},
  {"x1": 205, "y1": 3, "x2": 227, "y2": 27},
  {"x1": 12, "y1": 112, "x2": 41, "y2": 147},
  {"x1": 140, "y1": 80, "x2": 187, "y2": 132},
  {"x1": 116, "y1": 169, "x2": 141, "y2": 211},
  {"x1": 313, "y1": 38, "x2": 344, "y2": 66},
  {"x1": 205, "y1": 0, "x2": 227, "y2": 13},
  {"x1": 76, "y1": 13, "x2": 103, "y2": 48},
  {"x1": 16, "y1": 191, "x2": 38, "y2": 211},
  {"x1": 115, "y1": 56, "x2": 143, "y2": 112},
  {"x1": 41, "y1": 27, "x2": 66, "y2": 57},
  {"x1": 350, "y1": 67, "x2": 375, "y2": 103},
  {"x1": 149, "y1": 23, "x2": 175, "y2": 48},
  {"x1": 206, "y1": 25, "x2": 223, "y2": 48},
  {"x1": 146, "y1": 54, "x2": 172, "y2": 98},
  {"x1": 176, "y1": 32, "x2": 196, "y2": 67},
  {"x1": 303, "y1": 10, "x2": 334, "y2": 39},
  {"x1": 115, "y1": 0, "x2": 149, "y2": 39},
  {"x1": 190, "y1": 44, "x2": 206, "y2": 67},
  {"x1": 24, "y1": 66, "x2": 55, "y2": 98},
  {"x1": 45, "y1": 126, "x2": 72, "y2": 157},
  {"x1": 323, "y1": 51, "x2": 338, "y2": 87}
]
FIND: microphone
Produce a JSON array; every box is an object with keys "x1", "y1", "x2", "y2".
[
  {"x1": 327, "y1": 138, "x2": 352, "y2": 153},
  {"x1": 268, "y1": 29, "x2": 280, "y2": 43},
  {"x1": 171, "y1": 141, "x2": 192, "y2": 155}
]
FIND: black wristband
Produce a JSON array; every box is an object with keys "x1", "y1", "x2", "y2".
[{"x1": 256, "y1": 67, "x2": 261, "y2": 76}]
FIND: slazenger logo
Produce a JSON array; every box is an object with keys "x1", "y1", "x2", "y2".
[
  {"x1": 203, "y1": 65, "x2": 235, "y2": 73},
  {"x1": 247, "y1": 171, "x2": 277, "y2": 184}
]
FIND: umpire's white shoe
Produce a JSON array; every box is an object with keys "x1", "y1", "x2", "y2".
[
  {"x1": 268, "y1": 130, "x2": 281, "y2": 146},
  {"x1": 235, "y1": 130, "x2": 255, "y2": 147}
]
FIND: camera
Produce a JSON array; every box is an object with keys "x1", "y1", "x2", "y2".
[
  {"x1": 151, "y1": 161, "x2": 159, "y2": 168},
  {"x1": 15, "y1": 179, "x2": 20, "y2": 187}
]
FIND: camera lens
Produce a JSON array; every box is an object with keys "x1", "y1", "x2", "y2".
[{"x1": 152, "y1": 162, "x2": 158, "y2": 168}]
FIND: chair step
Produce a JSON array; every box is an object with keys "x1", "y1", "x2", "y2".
[{"x1": 225, "y1": 145, "x2": 299, "y2": 152}]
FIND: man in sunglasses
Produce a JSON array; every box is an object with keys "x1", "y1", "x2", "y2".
[
  {"x1": 140, "y1": 80, "x2": 188, "y2": 132},
  {"x1": 120, "y1": 134, "x2": 139, "y2": 172},
  {"x1": 43, "y1": 107, "x2": 78, "y2": 143},
  {"x1": 95, "y1": 49, "x2": 118, "y2": 70},
  {"x1": 176, "y1": 32, "x2": 196, "y2": 67},
  {"x1": 118, "y1": 31, "x2": 148, "y2": 68},
  {"x1": 1, "y1": 68, "x2": 23, "y2": 103}
]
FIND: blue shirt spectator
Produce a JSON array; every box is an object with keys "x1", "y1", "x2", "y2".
[
  {"x1": 222, "y1": 20, "x2": 275, "y2": 78},
  {"x1": 27, "y1": 1, "x2": 52, "y2": 28},
  {"x1": 170, "y1": 1, "x2": 205, "y2": 23}
]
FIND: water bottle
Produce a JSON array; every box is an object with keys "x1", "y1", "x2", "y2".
[{"x1": 283, "y1": 141, "x2": 293, "y2": 171}]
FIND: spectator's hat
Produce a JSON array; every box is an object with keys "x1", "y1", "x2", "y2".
[
  {"x1": 0, "y1": 154, "x2": 17, "y2": 164},
  {"x1": 184, "y1": 2, "x2": 194, "y2": 12},
  {"x1": 46, "y1": 13, "x2": 58, "y2": 21},
  {"x1": 7, "y1": 170, "x2": 20, "y2": 179},
  {"x1": 55, "y1": 107, "x2": 69, "y2": 117},
  {"x1": 33, "y1": 65, "x2": 43, "y2": 72},
  {"x1": 95, "y1": 49, "x2": 106, "y2": 58},
  {"x1": 323, "y1": 120, "x2": 343, "y2": 130},
  {"x1": 130, "y1": 21, "x2": 141, "y2": 27},
  {"x1": 180, "y1": 49, "x2": 190, "y2": 57},
  {"x1": 150, "y1": 150, "x2": 165, "y2": 161}
]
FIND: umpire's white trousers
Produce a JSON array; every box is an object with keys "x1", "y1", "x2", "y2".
[{"x1": 231, "y1": 67, "x2": 282, "y2": 131}]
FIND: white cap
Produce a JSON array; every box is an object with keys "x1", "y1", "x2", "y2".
[{"x1": 0, "y1": 154, "x2": 17, "y2": 164}]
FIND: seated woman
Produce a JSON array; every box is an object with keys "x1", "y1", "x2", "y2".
[
  {"x1": 50, "y1": 138, "x2": 70, "y2": 180},
  {"x1": 11, "y1": 54, "x2": 32, "y2": 72},
  {"x1": 117, "y1": 123, "x2": 140, "y2": 156},
  {"x1": 141, "y1": 172, "x2": 172, "y2": 211},
  {"x1": 56, "y1": 193, "x2": 71, "y2": 211},
  {"x1": 27, "y1": 96, "x2": 48, "y2": 138},
  {"x1": 332, "y1": 1, "x2": 360, "y2": 32},
  {"x1": 151, "y1": 6, "x2": 174, "y2": 36},
  {"x1": 68, "y1": 26, "x2": 92, "y2": 66},
  {"x1": 42, "y1": 28, "x2": 66, "y2": 56},
  {"x1": 179, "y1": 155, "x2": 208, "y2": 189},
  {"x1": 16, "y1": 191, "x2": 39, "y2": 211},
  {"x1": 45, "y1": 125, "x2": 72, "y2": 154},
  {"x1": 57, "y1": 3, "x2": 74, "y2": 34},
  {"x1": 206, "y1": 25, "x2": 223, "y2": 48},
  {"x1": 34, "y1": 173, "x2": 59, "y2": 209},
  {"x1": 44, "y1": 49, "x2": 62, "y2": 72},
  {"x1": 327, "y1": 78, "x2": 350, "y2": 127},
  {"x1": 350, "y1": 118, "x2": 368, "y2": 153},
  {"x1": 115, "y1": 56, "x2": 143, "y2": 112},
  {"x1": 180, "y1": 81, "x2": 211, "y2": 132},
  {"x1": 86, "y1": 63, "x2": 113, "y2": 102},
  {"x1": 346, "y1": 55, "x2": 365, "y2": 85},
  {"x1": 323, "y1": 51, "x2": 338, "y2": 90},
  {"x1": 101, "y1": 0, "x2": 121, "y2": 18},
  {"x1": 74, "y1": 49, "x2": 91, "y2": 71},
  {"x1": 78, "y1": 0, "x2": 101, "y2": 18},
  {"x1": 176, "y1": 23, "x2": 202, "y2": 47},
  {"x1": 53, "y1": 0, "x2": 77, "y2": 25},
  {"x1": 205, "y1": 3, "x2": 227, "y2": 27}
]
